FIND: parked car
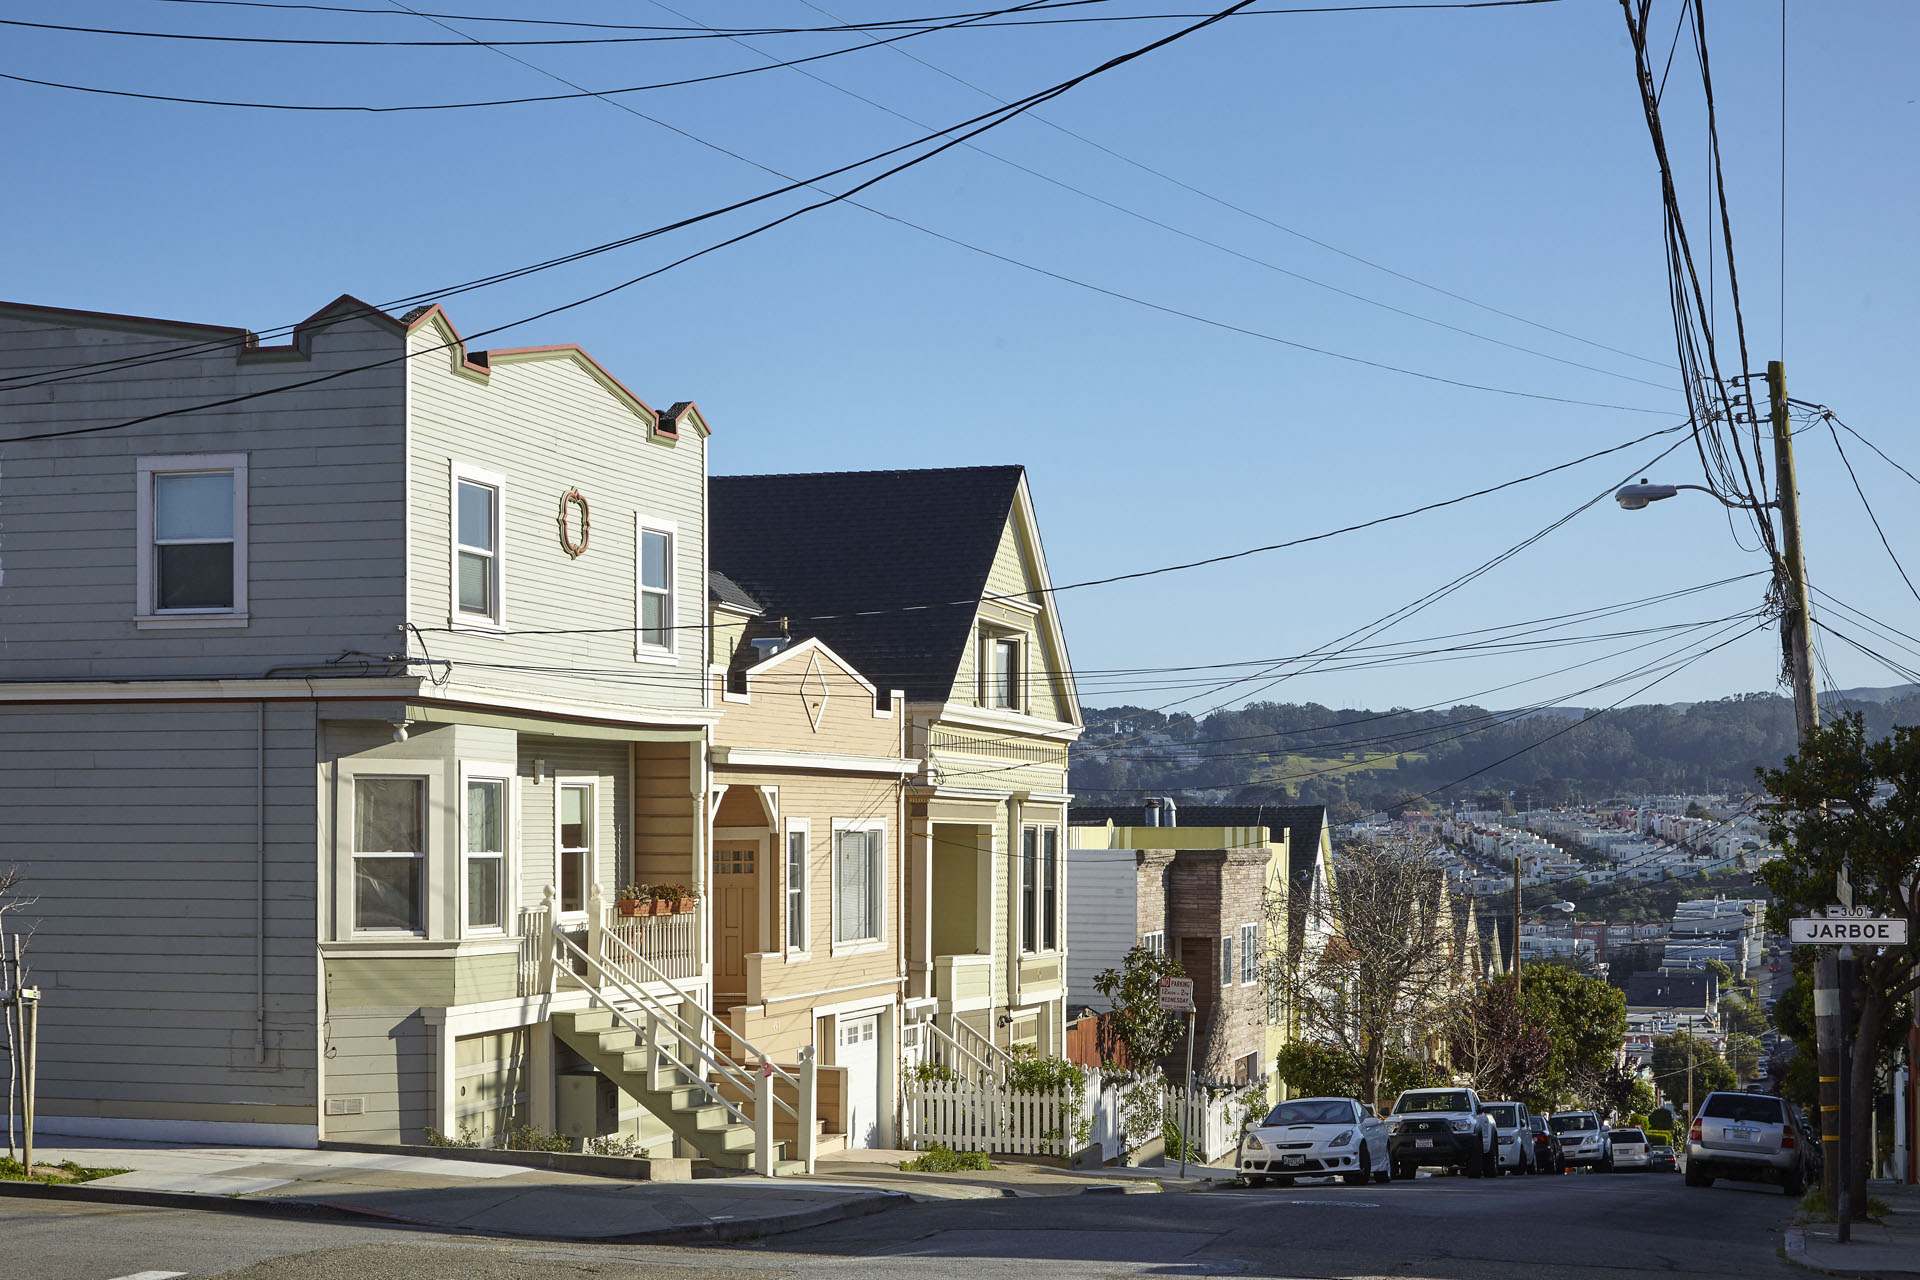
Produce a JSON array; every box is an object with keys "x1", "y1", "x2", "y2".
[
  {"x1": 1610, "y1": 1127, "x2": 1651, "y2": 1171},
  {"x1": 1527, "y1": 1116, "x2": 1565, "y2": 1174},
  {"x1": 1686, "y1": 1090, "x2": 1809, "y2": 1194},
  {"x1": 1549, "y1": 1111, "x2": 1613, "y2": 1171},
  {"x1": 1480, "y1": 1100, "x2": 1535, "y2": 1175},
  {"x1": 1238, "y1": 1096, "x2": 1391, "y2": 1187},
  {"x1": 1649, "y1": 1144, "x2": 1678, "y2": 1172},
  {"x1": 1386, "y1": 1087, "x2": 1499, "y2": 1179}
]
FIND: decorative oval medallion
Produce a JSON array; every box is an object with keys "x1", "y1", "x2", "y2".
[{"x1": 557, "y1": 487, "x2": 591, "y2": 558}]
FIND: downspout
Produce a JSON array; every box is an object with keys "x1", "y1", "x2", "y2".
[{"x1": 256, "y1": 700, "x2": 268, "y2": 1064}]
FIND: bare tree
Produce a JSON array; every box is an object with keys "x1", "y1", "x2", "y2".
[
  {"x1": 0, "y1": 865, "x2": 36, "y2": 1161},
  {"x1": 1267, "y1": 839, "x2": 1460, "y2": 1109}
]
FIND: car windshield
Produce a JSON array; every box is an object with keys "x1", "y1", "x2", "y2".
[
  {"x1": 1613, "y1": 1129, "x2": 1646, "y2": 1143},
  {"x1": 1482, "y1": 1104, "x2": 1520, "y2": 1127},
  {"x1": 1261, "y1": 1099, "x2": 1355, "y2": 1126},
  {"x1": 1394, "y1": 1091, "x2": 1471, "y2": 1114},
  {"x1": 1550, "y1": 1114, "x2": 1597, "y2": 1133},
  {"x1": 1701, "y1": 1094, "x2": 1784, "y2": 1124}
]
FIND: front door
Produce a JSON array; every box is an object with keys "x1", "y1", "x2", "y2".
[
  {"x1": 712, "y1": 841, "x2": 760, "y2": 1003},
  {"x1": 838, "y1": 1013, "x2": 882, "y2": 1148}
]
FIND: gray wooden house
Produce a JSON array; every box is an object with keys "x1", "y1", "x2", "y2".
[{"x1": 0, "y1": 295, "x2": 822, "y2": 1166}]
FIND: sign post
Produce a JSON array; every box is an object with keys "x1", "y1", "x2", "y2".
[
  {"x1": 1158, "y1": 977, "x2": 1196, "y2": 1178},
  {"x1": 1791, "y1": 909, "x2": 1906, "y2": 1239}
]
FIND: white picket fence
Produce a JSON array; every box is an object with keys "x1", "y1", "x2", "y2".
[
  {"x1": 1166, "y1": 1088, "x2": 1243, "y2": 1163},
  {"x1": 905, "y1": 1076, "x2": 1081, "y2": 1157}
]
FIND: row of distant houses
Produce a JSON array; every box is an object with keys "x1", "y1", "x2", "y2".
[{"x1": 0, "y1": 295, "x2": 1332, "y2": 1169}]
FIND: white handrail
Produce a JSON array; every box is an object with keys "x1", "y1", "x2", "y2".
[
  {"x1": 598, "y1": 925, "x2": 799, "y2": 1119},
  {"x1": 950, "y1": 1016, "x2": 1019, "y2": 1081},
  {"x1": 921, "y1": 1018, "x2": 995, "y2": 1083},
  {"x1": 551, "y1": 928, "x2": 754, "y2": 1126}
]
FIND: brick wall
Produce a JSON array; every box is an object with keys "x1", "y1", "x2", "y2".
[{"x1": 1160, "y1": 847, "x2": 1272, "y2": 1083}]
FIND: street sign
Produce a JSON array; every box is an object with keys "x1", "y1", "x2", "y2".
[
  {"x1": 1158, "y1": 976, "x2": 1195, "y2": 1013},
  {"x1": 1790, "y1": 915, "x2": 1908, "y2": 946}
]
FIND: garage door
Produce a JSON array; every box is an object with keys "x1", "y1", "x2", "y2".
[{"x1": 839, "y1": 1014, "x2": 881, "y2": 1149}]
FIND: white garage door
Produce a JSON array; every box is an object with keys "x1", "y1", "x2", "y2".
[{"x1": 839, "y1": 1014, "x2": 881, "y2": 1149}]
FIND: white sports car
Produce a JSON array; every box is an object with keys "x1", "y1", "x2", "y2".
[{"x1": 1238, "y1": 1096, "x2": 1392, "y2": 1186}]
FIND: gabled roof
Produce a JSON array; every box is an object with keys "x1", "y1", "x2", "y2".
[
  {"x1": 708, "y1": 569, "x2": 762, "y2": 614},
  {"x1": 709, "y1": 466, "x2": 1026, "y2": 702}
]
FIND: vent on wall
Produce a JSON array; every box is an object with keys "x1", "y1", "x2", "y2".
[{"x1": 325, "y1": 1097, "x2": 365, "y2": 1117}]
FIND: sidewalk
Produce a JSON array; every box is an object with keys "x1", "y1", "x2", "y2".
[
  {"x1": 0, "y1": 1139, "x2": 1231, "y2": 1242},
  {"x1": 1786, "y1": 1180, "x2": 1920, "y2": 1279}
]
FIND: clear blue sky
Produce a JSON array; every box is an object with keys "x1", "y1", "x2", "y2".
[{"x1": 7, "y1": 0, "x2": 1916, "y2": 719}]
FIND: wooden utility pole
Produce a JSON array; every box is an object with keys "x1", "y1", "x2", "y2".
[
  {"x1": 1772, "y1": 361, "x2": 1846, "y2": 1221},
  {"x1": 1512, "y1": 846, "x2": 1523, "y2": 998}
]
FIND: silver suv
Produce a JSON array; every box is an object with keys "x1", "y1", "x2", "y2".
[{"x1": 1685, "y1": 1091, "x2": 1808, "y2": 1194}]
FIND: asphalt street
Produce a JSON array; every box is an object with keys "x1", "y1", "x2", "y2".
[{"x1": 3, "y1": 1166, "x2": 1799, "y2": 1280}]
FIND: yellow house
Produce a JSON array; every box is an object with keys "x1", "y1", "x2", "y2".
[
  {"x1": 710, "y1": 466, "x2": 1083, "y2": 1075},
  {"x1": 706, "y1": 572, "x2": 914, "y2": 1149}
]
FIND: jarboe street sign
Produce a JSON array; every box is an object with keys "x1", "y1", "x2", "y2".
[{"x1": 1789, "y1": 916, "x2": 1910, "y2": 945}]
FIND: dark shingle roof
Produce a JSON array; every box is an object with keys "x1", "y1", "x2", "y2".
[
  {"x1": 1624, "y1": 972, "x2": 1716, "y2": 1009},
  {"x1": 709, "y1": 466, "x2": 1024, "y2": 701},
  {"x1": 1070, "y1": 802, "x2": 1329, "y2": 890},
  {"x1": 707, "y1": 569, "x2": 762, "y2": 613}
]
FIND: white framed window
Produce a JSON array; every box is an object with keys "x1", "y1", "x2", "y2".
[
  {"x1": 557, "y1": 781, "x2": 594, "y2": 915},
  {"x1": 979, "y1": 630, "x2": 1023, "y2": 710},
  {"x1": 136, "y1": 454, "x2": 248, "y2": 623},
  {"x1": 1142, "y1": 930, "x2": 1166, "y2": 957},
  {"x1": 353, "y1": 776, "x2": 426, "y2": 934},
  {"x1": 464, "y1": 774, "x2": 510, "y2": 934},
  {"x1": 831, "y1": 821, "x2": 884, "y2": 948},
  {"x1": 1221, "y1": 934, "x2": 1234, "y2": 989},
  {"x1": 1019, "y1": 826, "x2": 1038, "y2": 953},
  {"x1": 451, "y1": 463, "x2": 505, "y2": 627},
  {"x1": 635, "y1": 516, "x2": 676, "y2": 659},
  {"x1": 784, "y1": 818, "x2": 810, "y2": 954},
  {"x1": 1240, "y1": 922, "x2": 1258, "y2": 984},
  {"x1": 1042, "y1": 826, "x2": 1060, "y2": 952}
]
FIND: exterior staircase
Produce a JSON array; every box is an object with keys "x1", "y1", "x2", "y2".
[{"x1": 552, "y1": 1008, "x2": 801, "y2": 1173}]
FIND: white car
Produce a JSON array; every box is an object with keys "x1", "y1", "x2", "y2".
[
  {"x1": 1481, "y1": 1100, "x2": 1536, "y2": 1174},
  {"x1": 1609, "y1": 1126, "x2": 1651, "y2": 1171},
  {"x1": 1239, "y1": 1096, "x2": 1392, "y2": 1187}
]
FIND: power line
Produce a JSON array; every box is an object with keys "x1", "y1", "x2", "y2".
[{"x1": 1823, "y1": 414, "x2": 1920, "y2": 606}]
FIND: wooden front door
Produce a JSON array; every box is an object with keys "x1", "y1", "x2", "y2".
[{"x1": 712, "y1": 841, "x2": 760, "y2": 1001}]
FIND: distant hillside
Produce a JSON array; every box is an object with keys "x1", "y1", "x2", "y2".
[{"x1": 1072, "y1": 688, "x2": 1920, "y2": 817}]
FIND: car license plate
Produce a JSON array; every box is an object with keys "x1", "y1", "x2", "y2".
[
  {"x1": 1727, "y1": 1127, "x2": 1757, "y2": 1142},
  {"x1": 1282, "y1": 1155, "x2": 1304, "y2": 1166},
  {"x1": 1415, "y1": 1138, "x2": 1433, "y2": 1148}
]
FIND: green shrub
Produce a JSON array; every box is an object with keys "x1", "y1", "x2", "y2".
[
  {"x1": 900, "y1": 1143, "x2": 994, "y2": 1172},
  {"x1": 503, "y1": 1124, "x2": 572, "y2": 1153}
]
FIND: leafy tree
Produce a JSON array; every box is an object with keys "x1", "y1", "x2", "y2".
[
  {"x1": 1725, "y1": 1032, "x2": 1764, "y2": 1081},
  {"x1": 1445, "y1": 981, "x2": 1551, "y2": 1105},
  {"x1": 1649, "y1": 1032, "x2": 1735, "y2": 1111},
  {"x1": 1271, "y1": 1041, "x2": 1361, "y2": 1100},
  {"x1": 1758, "y1": 714, "x2": 1920, "y2": 1214},
  {"x1": 1091, "y1": 945, "x2": 1186, "y2": 1070},
  {"x1": 1520, "y1": 962, "x2": 1628, "y2": 1109}
]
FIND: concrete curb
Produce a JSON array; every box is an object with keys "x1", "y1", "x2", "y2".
[{"x1": 0, "y1": 1177, "x2": 912, "y2": 1245}]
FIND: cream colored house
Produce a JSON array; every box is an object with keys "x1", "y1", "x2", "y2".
[
  {"x1": 706, "y1": 582, "x2": 913, "y2": 1149},
  {"x1": 710, "y1": 467, "x2": 1083, "y2": 1076}
]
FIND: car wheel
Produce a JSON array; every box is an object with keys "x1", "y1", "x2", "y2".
[
  {"x1": 1465, "y1": 1156, "x2": 1483, "y2": 1179},
  {"x1": 1783, "y1": 1165, "x2": 1806, "y2": 1197},
  {"x1": 1600, "y1": 1152, "x2": 1614, "y2": 1173},
  {"x1": 1344, "y1": 1144, "x2": 1372, "y2": 1186},
  {"x1": 1685, "y1": 1161, "x2": 1710, "y2": 1188},
  {"x1": 1245, "y1": 1175, "x2": 1268, "y2": 1187},
  {"x1": 1392, "y1": 1161, "x2": 1415, "y2": 1180},
  {"x1": 1483, "y1": 1146, "x2": 1501, "y2": 1178},
  {"x1": 1374, "y1": 1165, "x2": 1392, "y2": 1185}
]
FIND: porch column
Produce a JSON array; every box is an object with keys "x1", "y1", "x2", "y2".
[
  {"x1": 530, "y1": 1024, "x2": 555, "y2": 1132},
  {"x1": 691, "y1": 741, "x2": 711, "y2": 984},
  {"x1": 911, "y1": 814, "x2": 934, "y2": 1001}
]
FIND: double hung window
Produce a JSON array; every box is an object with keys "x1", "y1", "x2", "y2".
[
  {"x1": 452, "y1": 464, "x2": 504, "y2": 626},
  {"x1": 636, "y1": 518, "x2": 675, "y2": 655},
  {"x1": 465, "y1": 778, "x2": 507, "y2": 932},
  {"x1": 980, "y1": 631, "x2": 1022, "y2": 710},
  {"x1": 1020, "y1": 826, "x2": 1059, "y2": 953},
  {"x1": 1041, "y1": 827, "x2": 1059, "y2": 951},
  {"x1": 558, "y1": 783, "x2": 593, "y2": 914},
  {"x1": 832, "y1": 824, "x2": 882, "y2": 946},
  {"x1": 1019, "y1": 827, "x2": 1038, "y2": 953},
  {"x1": 1142, "y1": 930, "x2": 1166, "y2": 957},
  {"x1": 354, "y1": 777, "x2": 425, "y2": 933},
  {"x1": 137, "y1": 454, "x2": 247, "y2": 619},
  {"x1": 1221, "y1": 934, "x2": 1234, "y2": 989},
  {"x1": 1239, "y1": 922, "x2": 1258, "y2": 983},
  {"x1": 785, "y1": 820, "x2": 809, "y2": 952}
]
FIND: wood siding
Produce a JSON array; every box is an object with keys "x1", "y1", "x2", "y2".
[
  {"x1": 0, "y1": 701, "x2": 320, "y2": 1122},
  {"x1": 405, "y1": 320, "x2": 709, "y2": 715},
  {"x1": 0, "y1": 308, "x2": 408, "y2": 679},
  {"x1": 1064, "y1": 849, "x2": 1138, "y2": 1011}
]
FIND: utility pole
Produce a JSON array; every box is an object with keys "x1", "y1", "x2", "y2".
[
  {"x1": 1512, "y1": 846, "x2": 1523, "y2": 999},
  {"x1": 1773, "y1": 360, "x2": 1846, "y2": 1221}
]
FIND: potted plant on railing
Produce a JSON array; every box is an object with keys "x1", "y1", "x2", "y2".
[
  {"x1": 652, "y1": 883, "x2": 698, "y2": 914},
  {"x1": 616, "y1": 884, "x2": 655, "y2": 917}
]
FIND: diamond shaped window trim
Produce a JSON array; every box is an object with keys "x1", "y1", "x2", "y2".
[{"x1": 799, "y1": 651, "x2": 830, "y2": 732}]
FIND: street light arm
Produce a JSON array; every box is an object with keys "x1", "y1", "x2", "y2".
[{"x1": 1614, "y1": 479, "x2": 1778, "y2": 512}]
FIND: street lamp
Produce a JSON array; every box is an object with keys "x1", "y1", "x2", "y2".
[{"x1": 1612, "y1": 479, "x2": 1774, "y2": 511}]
